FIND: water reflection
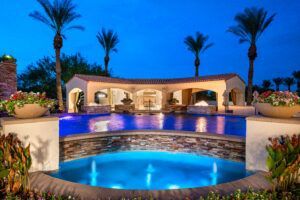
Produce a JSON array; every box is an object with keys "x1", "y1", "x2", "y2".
[
  {"x1": 59, "y1": 113, "x2": 246, "y2": 137},
  {"x1": 89, "y1": 160, "x2": 98, "y2": 186},
  {"x1": 211, "y1": 161, "x2": 218, "y2": 185},
  {"x1": 216, "y1": 116, "x2": 225, "y2": 135},
  {"x1": 195, "y1": 117, "x2": 207, "y2": 132},
  {"x1": 146, "y1": 164, "x2": 155, "y2": 188}
]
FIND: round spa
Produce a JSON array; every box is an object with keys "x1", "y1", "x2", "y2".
[{"x1": 51, "y1": 151, "x2": 250, "y2": 190}]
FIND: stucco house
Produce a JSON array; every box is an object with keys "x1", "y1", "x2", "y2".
[{"x1": 66, "y1": 73, "x2": 245, "y2": 113}]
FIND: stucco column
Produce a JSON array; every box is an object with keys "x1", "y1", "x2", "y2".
[
  {"x1": 86, "y1": 83, "x2": 94, "y2": 106},
  {"x1": 107, "y1": 88, "x2": 112, "y2": 106},
  {"x1": 161, "y1": 89, "x2": 170, "y2": 110},
  {"x1": 217, "y1": 91, "x2": 226, "y2": 112},
  {"x1": 236, "y1": 91, "x2": 245, "y2": 106}
]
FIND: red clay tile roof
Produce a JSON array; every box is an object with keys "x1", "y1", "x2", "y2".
[{"x1": 73, "y1": 73, "x2": 244, "y2": 84}]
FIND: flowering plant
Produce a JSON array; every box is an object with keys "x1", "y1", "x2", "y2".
[
  {"x1": 0, "y1": 91, "x2": 56, "y2": 115},
  {"x1": 253, "y1": 91, "x2": 300, "y2": 107}
]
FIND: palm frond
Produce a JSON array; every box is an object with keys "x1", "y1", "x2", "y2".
[
  {"x1": 96, "y1": 28, "x2": 119, "y2": 56},
  {"x1": 184, "y1": 32, "x2": 213, "y2": 56},
  {"x1": 65, "y1": 25, "x2": 84, "y2": 31},
  {"x1": 29, "y1": 11, "x2": 55, "y2": 30},
  {"x1": 30, "y1": 0, "x2": 84, "y2": 35},
  {"x1": 202, "y1": 43, "x2": 214, "y2": 52},
  {"x1": 228, "y1": 7, "x2": 275, "y2": 44}
]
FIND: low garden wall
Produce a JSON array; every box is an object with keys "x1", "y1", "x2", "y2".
[
  {"x1": 0, "y1": 116, "x2": 59, "y2": 172},
  {"x1": 246, "y1": 116, "x2": 300, "y2": 171},
  {"x1": 59, "y1": 130, "x2": 245, "y2": 162}
]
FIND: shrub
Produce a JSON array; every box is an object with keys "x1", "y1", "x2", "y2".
[
  {"x1": 0, "y1": 91, "x2": 56, "y2": 115},
  {"x1": 2, "y1": 190, "x2": 76, "y2": 200},
  {"x1": 266, "y1": 134, "x2": 300, "y2": 192},
  {"x1": 0, "y1": 133, "x2": 32, "y2": 194},
  {"x1": 198, "y1": 189, "x2": 298, "y2": 200}
]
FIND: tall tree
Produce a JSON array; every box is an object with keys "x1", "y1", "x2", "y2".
[
  {"x1": 228, "y1": 7, "x2": 275, "y2": 105},
  {"x1": 18, "y1": 53, "x2": 106, "y2": 99},
  {"x1": 96, "y1": 28, "x2": 119, "y2": 76},
  {"x1": 293, "y1": 70, "x2": 300, "y2": 94},
  {"x1": 29, "y1": 0, "x2": 84, "y2": 111},
  {"x1": 284, "y1": 77, "x2": 295, "y2": 91},
  {"x1": 261, "y1": 80, "x2": 272, "y2": 91},
  {"x1": 272, "y1": 77, "x2": 283, "y2": 91},
  {"x1": 184, "y1": 32, "x2": 213, "y2": 77}
]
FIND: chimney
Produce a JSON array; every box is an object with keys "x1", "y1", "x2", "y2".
[{"x1": 0, "y1": 55, "x2": 17, "y2": 100}]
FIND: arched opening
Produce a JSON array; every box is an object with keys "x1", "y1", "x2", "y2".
[
  {"x1": 68, "y1": 88, "x2": 84, "y2": 113},
  {"x1": 92, "y1": 88, "x2": 133, "y2": 109},
  {"x1": 172, "y1": 88, "x2": 217, "y2": 106},
  {"x1": 111, "y1": 88, "x2": 132, "y2": 107},
  {"x1": 135, "y1": 89, "x2": 162, "y2": 110},
  {"x1": 170, "y1": 88, "x2": 218, "y2": 113},
  {"x1": 94, "y1": 91, "x2": 108, "y2": 104}
]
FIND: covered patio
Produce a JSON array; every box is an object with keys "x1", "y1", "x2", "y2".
[{"x1": 66, "y1": 73, "x2": 245, "y2": 113}]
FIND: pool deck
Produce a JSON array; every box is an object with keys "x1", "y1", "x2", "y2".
[{"x1": 30, "y1": 171, "x2": 271, "y2": 200}]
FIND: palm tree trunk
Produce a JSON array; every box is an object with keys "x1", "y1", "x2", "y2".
[
  {"x1": 246, "y1": 59, "x2": 254, "y2": 105},
  {"x1": 194, "y1": 57, "x2": 200, "y2": 77},
  {"x1": 246, "y1": 44, "x2": 257, "y2": 106},
  {"x1": 55, "y1": 48, "x2": 64, "y2": 111},
  {"x1": 53, "y1": 33, "x2": 64, "y2": 112},
  {"x1": 104, "y1": 55, "x2": 110, "y2": 76}
]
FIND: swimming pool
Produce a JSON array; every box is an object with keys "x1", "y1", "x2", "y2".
[
  {"x1": 51, "y1": 151, "x2": 250, "y2": 190},
  {"x1": 59, "y1": 113, "x2": 246, "y2": 137}
]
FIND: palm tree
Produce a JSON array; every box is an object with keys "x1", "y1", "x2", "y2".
[
  {"x1": 284, "y1": 77, "x2": 295, "y2": 91},
  {"x1": 184, "y1": 32, "x2": 213, "y2": 77},
  {"x1": 261, "y1": 80, "x2": 272, "y2": 91},
  {"x1": 30, "y1": 0, "x2": 84, "y2": 111},
  {"x1": 293, "y1": 70, "x2": 300, "y2": 94},
  {"x1": 228, "y1": 7, "x2": 275, "y2": 105},
  {"x1": 96, "y1": 28, "x2": 119, "y2": 76},
  {"x1": 272, "y1": 77, "x2": 283, "y2": 91}
]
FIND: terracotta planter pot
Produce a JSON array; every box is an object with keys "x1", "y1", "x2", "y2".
[
  {"x1": 14, "y1": 104, "x2": 49, "y2": 119},
  {"x1": 254, "y1": 103, "x2": 300, "y2": 118}
]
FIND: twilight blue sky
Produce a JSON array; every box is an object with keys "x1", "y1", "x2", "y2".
[{"x1": 0, "y1": 0, "x2": 299, "y2": 86}]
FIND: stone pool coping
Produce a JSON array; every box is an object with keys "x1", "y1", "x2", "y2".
[
  {"x1": 29, "y1": 171, "x2": 271, "y2": 200},
  {"x1": 60, "y1": 129, "x2": 245, "y2": 142}
]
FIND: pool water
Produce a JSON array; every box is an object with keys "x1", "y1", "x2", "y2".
[
  {"x1": 59, "y1": 113, "x2": 245, "y2": 137},
  {"x1": 51, "y1": 151, "x2": 250, "y2": 190}
]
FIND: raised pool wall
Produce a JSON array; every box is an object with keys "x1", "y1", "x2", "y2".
[{"x1": 59, "y1": 131, "x2": 245, "y2": 162}]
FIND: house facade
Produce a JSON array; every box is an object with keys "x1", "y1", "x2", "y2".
[{"x1": 66, "y1": 73, "x2": 245, "y2": 113}]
